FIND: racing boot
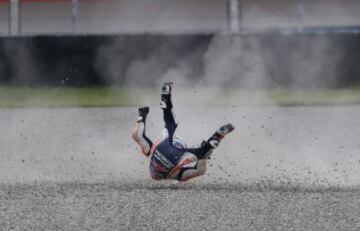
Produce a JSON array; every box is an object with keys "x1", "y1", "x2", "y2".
[
  {"x1": 208, "y1": 123, "x2": 235, "y2": 148},
  {"x1": 137, "y1": 106, "x2": 149, "y2": 122},
  {"x1": 200, "y1": 123, "x2": 235, "y2": 159},
  {"x1": 160, "y1": 82, "x2": 173, "y2": 110}
]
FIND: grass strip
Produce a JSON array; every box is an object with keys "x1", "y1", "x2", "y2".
[{"x1": 0, "y1": 86, "x2": 360, "y2": 108}]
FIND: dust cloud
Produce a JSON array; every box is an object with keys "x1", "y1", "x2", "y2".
[
  {"x1": 0, "y1": 0, "x2": 358, "y2": 188},
  {"x1": 94, "y1": 26, "x2": 354, "y2": 188},
  {"x1": 1, "y1": 39, "x2": 42, "y2": 86}
]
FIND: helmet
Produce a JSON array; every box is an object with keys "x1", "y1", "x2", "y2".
[{"x1": 173, "y1": 136, "x2": 187, "y2": 149}]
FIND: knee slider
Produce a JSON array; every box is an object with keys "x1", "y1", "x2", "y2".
[
  {"x1": 167, "y1": 153, "x2": 197, "y2": 180},
  {"x1": 176, "y1": 154, "x2": 208, "y2": 182}
]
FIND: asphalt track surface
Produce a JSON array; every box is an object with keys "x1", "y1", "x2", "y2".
[{"x1": 1, "y1": 106, "x2": 360, "y2": 230}]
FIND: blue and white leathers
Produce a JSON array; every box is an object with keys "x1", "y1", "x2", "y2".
[{"x1": 132, "y1": 83, "x2": 222, "y2": 182}]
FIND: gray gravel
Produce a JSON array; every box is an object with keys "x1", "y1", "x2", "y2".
[
  {"x1": 1, "y1": 106, "x2": 360, "y2": 187},
  {"x1": 1, "y1": 182, "x2": 360, "y2": 230},
  {"x1": 1, "y1": 106, "x2": 360, "y2": 230}
]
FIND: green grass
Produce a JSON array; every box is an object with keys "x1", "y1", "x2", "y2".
[
  {"x1": 0, "y1": 86, "x2": 360, "y2": 108},
  {"x1": 267, "y1": 88, "x2": 360, "y2": 106},
  {"x1": 0, "y1": 87, "x2": 133, "y2": 108}
]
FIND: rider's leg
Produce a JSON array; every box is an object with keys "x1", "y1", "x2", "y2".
[
  {"x1": 160, "y1": 82, "x2": 177, "y2": 142},
  {"x1": 131, "y1": 107, "x2": 153, "y2": 157},
  {"x1": 180, "y1": 159, "x2": 208, "y2": 182},
  {"x1": 167, "y1": 153, "x2": 208, "y2": 182},
  {"x1": 183, "y1": 123, "x2": 235, "y2": 160},
  {"x1": 169, "y1": 124, "x2": 235, "y2": 182}
]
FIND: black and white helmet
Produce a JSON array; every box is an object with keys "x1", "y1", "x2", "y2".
[{"x1": 173, "y1": 136, "x2": 187, "y2": 149}]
